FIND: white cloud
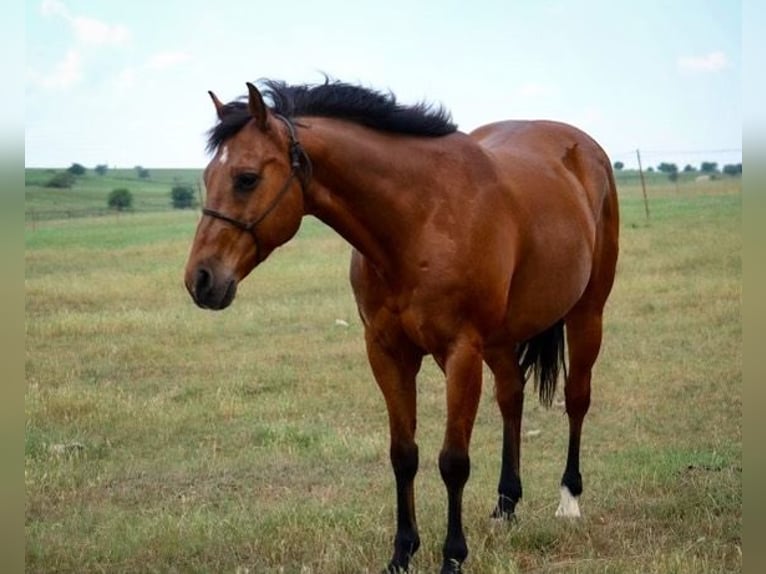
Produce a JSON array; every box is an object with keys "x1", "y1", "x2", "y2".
[
  {"x1": 32, "y1": 0, "x2": 132, "y2": 91},
  {"x1": 146, "y1": 51, "x2": 191, "y2": 70},
  {"x1": 71, "y1": 15, "x2": 130, "y2": 46},
  {"x1": 27, "y1": 49, "x2": 82, "y2": 90},
  {"x1": 107, "y1": 52, "x2": 191, "y2": 93},
  {"x1": 40, "y1": 0, "x2": 130, "y2": 46},
  {"x1": 678, "y1": 51, "x2": 728, "y2": 73}
]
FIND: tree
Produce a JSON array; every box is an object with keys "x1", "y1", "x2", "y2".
[
  {"x1": 171, "y1": 184, "x2": 197, "y2": 209},
  {"x1": 67, "y1": 163, "x2": 86, "y2": 176},
  {"x1": 722, "y1": 163, "x2": 742, "y2": 176},
  {"x1": 657, "y1": 162, "x2": 678, "y2": 175},
  {"x1": 613, "y1": 161, "x2": 624, "y2": 170},
  {"x1": 108, "y1": 188, "x2": 133, "y2": 211},
  {"x1": 683, "y1": 164, "x2": 696, "y2": 172},
  {"x1": 700, "y1": 161, "x2": 718, "y2": 173},
  {"x1": 95, "y1": 164, "x2": 109, "y2": 176}
]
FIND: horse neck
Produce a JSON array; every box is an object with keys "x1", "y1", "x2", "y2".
[{"x1": 298, "y1": 118, "x2": 439, "y2": 272}]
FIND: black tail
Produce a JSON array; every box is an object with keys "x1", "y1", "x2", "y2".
[{"x1": 517, "y1": 320, "x2": 567, "y2": 407}]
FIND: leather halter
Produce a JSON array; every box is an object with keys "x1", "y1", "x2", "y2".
[{"x1": 201, "y1": 114, "x2": 310, "y2": 260}]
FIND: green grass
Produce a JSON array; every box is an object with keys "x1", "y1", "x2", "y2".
[{"x1": 25, "y1": 176, "x2": 741, "y2": 573}]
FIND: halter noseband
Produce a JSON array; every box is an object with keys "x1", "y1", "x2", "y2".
[{"x1": 201, "y1": 114, "x2": 311, "y2": 260}]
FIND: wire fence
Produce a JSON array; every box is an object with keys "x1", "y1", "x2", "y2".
[{"x1": 24, "y1": 205, "x2": 183, "y2": 229}]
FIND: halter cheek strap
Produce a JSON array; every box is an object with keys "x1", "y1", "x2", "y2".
[{"x1": 201, "y1": 114, "x2": 311, "y2": 260}]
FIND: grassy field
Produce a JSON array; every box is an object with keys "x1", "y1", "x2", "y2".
[{"x1": 25, "y1": 175, "x2": 741, "y2": 573}]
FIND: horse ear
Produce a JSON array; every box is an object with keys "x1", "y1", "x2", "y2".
[
  {"x1": 246, "y1": 82, "x2": 269, "y2": 131},
  {"x1": 208, "y1": 90, "x2": 226, "y2": 120}
]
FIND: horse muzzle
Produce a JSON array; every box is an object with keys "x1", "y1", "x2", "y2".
[{"x1": 185, "y1": 264, "x2": 238, "y2": 310}]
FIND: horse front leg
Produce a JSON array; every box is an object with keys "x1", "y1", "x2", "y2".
[
  {"x1": 437, "y1": 335, "x2": 484, "y2": 574},
  {"x1": 365, "y1": 329, "x2": 424, "y2": 573}
]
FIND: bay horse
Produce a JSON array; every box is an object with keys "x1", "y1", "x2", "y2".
[{"x1": 184, "y1": 79, "x2": 619, "y2": 573}]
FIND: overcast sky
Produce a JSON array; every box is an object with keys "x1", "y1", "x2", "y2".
[{"x1": 25, "y1": 0, "x2": 741, "y2": 170}]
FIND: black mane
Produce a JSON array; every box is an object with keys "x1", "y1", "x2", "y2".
[{"x1": 207, "y1": 78, "x2": 457, "y2": 152}]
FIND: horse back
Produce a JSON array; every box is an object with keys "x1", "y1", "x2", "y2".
[{"x1": 471, "y1": 120, "x2": 614, "y2": 221}]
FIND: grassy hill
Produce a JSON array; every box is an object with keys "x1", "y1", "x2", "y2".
[{"x1": 25, "y1": 168, "x2": 203, "y2": 221}]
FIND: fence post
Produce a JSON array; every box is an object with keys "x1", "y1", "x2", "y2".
[{"x1": 636, "y1": 149, "x2": 650, "y2": 220}]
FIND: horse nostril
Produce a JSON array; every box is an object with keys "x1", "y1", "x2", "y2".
[
  {"x1": 195, "y1": 267, "x2": 213, "y2": 298},
  {"x1": 188, "y1": 265, "x2": 236, "y2": 310}
]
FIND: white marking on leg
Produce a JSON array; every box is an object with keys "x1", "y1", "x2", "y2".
[
  {"x1": 555, "y1": 485, "x2": 581, "y2": 518},
  {"x1": 219, "y1": 145, "x2": 229, "y2": 165}
]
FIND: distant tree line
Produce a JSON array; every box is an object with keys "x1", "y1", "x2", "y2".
[
  {"x1": 43, "y1": 163, "x2": 153, "y2": 188},
  {"x1": 613, "y1": 160, "x2": 742, "y2": 180},
  {"x1": 39, "y1": 161, "x2": 199, "y2": 214}
]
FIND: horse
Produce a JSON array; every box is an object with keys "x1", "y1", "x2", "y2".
[{"x1": 184, "y1": 78, "x2": 619, "y2": 574}]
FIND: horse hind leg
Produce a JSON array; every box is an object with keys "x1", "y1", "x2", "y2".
[
  {"x1": 557, "y1": 152, "x2": 618, "y2": 518},
  {"x1": 485, "y1": 348, "x2": 525, "y2": 521},
  {"x1": 556, "y1": 305, "x2": 604, "y2": 518}
]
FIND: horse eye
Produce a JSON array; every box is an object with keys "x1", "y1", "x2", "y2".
[{"x1": 234, "y1": 172, "x2": 261, "y2": 192}]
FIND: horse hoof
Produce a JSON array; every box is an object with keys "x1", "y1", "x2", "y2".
[
  {"x1": 490, "y1": 507, "x2": 517, "y2": 523},
  {"x1": 490, "y1": 512, "x2": 517, "y2": 525},
  {"x1": 439, "y1": 560, "x2": 463, "y2": 574},
  {"x1": 555, "y1": 485, "x2": 582, "y2": 518}
]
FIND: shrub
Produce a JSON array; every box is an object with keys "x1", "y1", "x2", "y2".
[
  {"x1": 135, "y1": 166, "x2": 150, "y2": 179},
  {"x1": 45, "y1": 171, "x2": 76, "y2": 188},
  {"x1": 171, "y1": 184, "x2": 197, "y2": 209},
  {"x1": 95, "y1": 164, "x2": 109, "y2": 176},
  {"x1": 108, "y1": 188, "x2": 133, "y2": 211}
]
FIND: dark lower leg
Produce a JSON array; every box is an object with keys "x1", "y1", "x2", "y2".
[
  {"x1": 561, "y1": 377, "x2": 589, "y2": 496},
  {"x1": 493, "y1": 382, "x2": 524, "y2": 518},
  {"x1": 387, "y1": 442, "x2": 420, "y2": 572},
  {"x1": 436, "y1": 336, "x2": 482, "y2": 574},
  {"x1": 556, "y1": 367, "x2": 590, "y2": 517},
  {"x1": 561, "y1": 422, "x2": 583, "y2": 496},
  {"x1": 493, "y1": 423, "x2": 523, "y2": 519},
  {"x1": 556, "y1": 410, "x2": 585, "y2": 518},
  {"x1": 439, "y1": 448, "x2": 470, "y2": 574}
]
